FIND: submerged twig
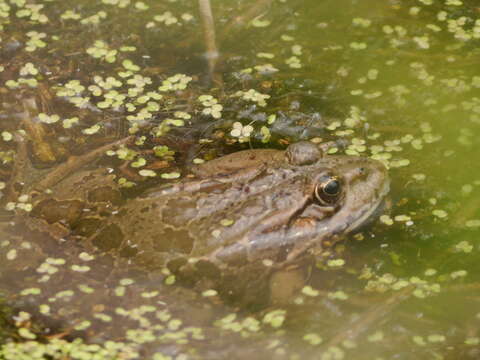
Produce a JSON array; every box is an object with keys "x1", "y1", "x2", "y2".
[
  {"x1": 33, "y1": 136, "x2": 133, "y2": 192},
  {"x1": 319, "y1": 286, "x2": 414, "y2": 353},
  {"x1": 198, "y1": 0, "x2": 221, "y2": 85}
]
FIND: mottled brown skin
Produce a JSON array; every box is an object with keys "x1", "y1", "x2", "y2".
[
  {"x1": 26, "y1": 142, "x2": 389, "y2": 293},
  {"x1": 44, "y1": 142, "x2": 389, "y2": 295}
]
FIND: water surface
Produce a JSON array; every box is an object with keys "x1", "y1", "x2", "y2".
[{"x1": 0, "y1": 0, "x2": 479, "y2": 359}]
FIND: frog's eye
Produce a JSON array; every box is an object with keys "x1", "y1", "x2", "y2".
[{"x1": 314, "y1": 176, "x2": 341, "y2": 205}]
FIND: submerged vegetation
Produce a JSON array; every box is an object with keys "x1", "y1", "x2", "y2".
[{"x1": 0, "y1": 0, "x2": 480, "y2": 359}]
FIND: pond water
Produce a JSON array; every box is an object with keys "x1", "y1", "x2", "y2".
[{"x1": 0, "y1": 0, "x2": 479, "y2": 359}]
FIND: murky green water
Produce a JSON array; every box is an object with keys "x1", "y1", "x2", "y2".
[{"x1": 0, "y1": 0, "x2": 479, "y2": 359}]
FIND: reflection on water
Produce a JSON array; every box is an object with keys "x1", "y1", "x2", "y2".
[{"x1": 1, "y1": 0, "x2": 480, "y2": 358}]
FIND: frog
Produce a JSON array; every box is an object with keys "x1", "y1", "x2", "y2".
[{"x1": 26, "y1": 141, "x2": 389, "y2": 305}]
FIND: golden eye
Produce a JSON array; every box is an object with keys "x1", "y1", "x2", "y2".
[{"x1": 314, "y1": 176, "x2": 341, "y2": 205}]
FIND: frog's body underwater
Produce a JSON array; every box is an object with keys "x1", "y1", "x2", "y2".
[{"x1": 28, "y1": 141, "x2": 389, "y2": 303}]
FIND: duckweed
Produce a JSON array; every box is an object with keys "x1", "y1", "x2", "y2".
[
  {"x1": 0, "y1": 0, "x2": 479, "y2": 358},
  {"x1": 301, "y1": 286, "x2": 319, "y2": 297},
  {"x1": 262, "y1": 309, "x2": 286, "y2": 328},
  {"x1": 303, "y1": 333, "x2": 323, "y2": 345}
]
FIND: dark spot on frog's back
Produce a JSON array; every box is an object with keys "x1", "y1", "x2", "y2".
[
  {"x1": 195, "y1": 259, "x2": 221, "y2": 279},
  {"x1": 91, "y1": 223, "x2": 124, "y2": 251},
  {"x1": 152, "y1": 227, "x2": 194, "y2": 254},
  {"x1": 167, "y1": 257, "x2": 188, "y2": 273},
  {"x1": 71, "y1": 217, "x2": 102, "y2": 236},
  {"x1": 32, "y1": 198, "x2": 84, "y2": 225},
  {"x1": 161, "y1": 198, "x2": 198, "y2": 226},
  {"x1": 119, "y1": 244, "x2": 138, "y2": 258},
  {"x1": 87, "y1": 186, "x2": 123, "y2": 205}
]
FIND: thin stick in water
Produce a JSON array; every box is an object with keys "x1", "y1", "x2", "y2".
[{"x1": 198, "y1": 0, "x2": 221, "y2": 84}]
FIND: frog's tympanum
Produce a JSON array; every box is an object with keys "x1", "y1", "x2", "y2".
[{"x1": 29, "y1": 141, "x2": 389, "y2": 303}]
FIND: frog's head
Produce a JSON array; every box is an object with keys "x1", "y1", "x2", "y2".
[
  {"x1": 217, "y1": 141, "x2": 390, "y2": 265},
  {"x1": 309, "y1": 154, "x2": 389, "y2": 233},
  {"x1": 145, "y1": 141, "x2": 389, "y2": 271},
  {"x1": 283, "y1": 141, "x2": 390, "y2": 262}
]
